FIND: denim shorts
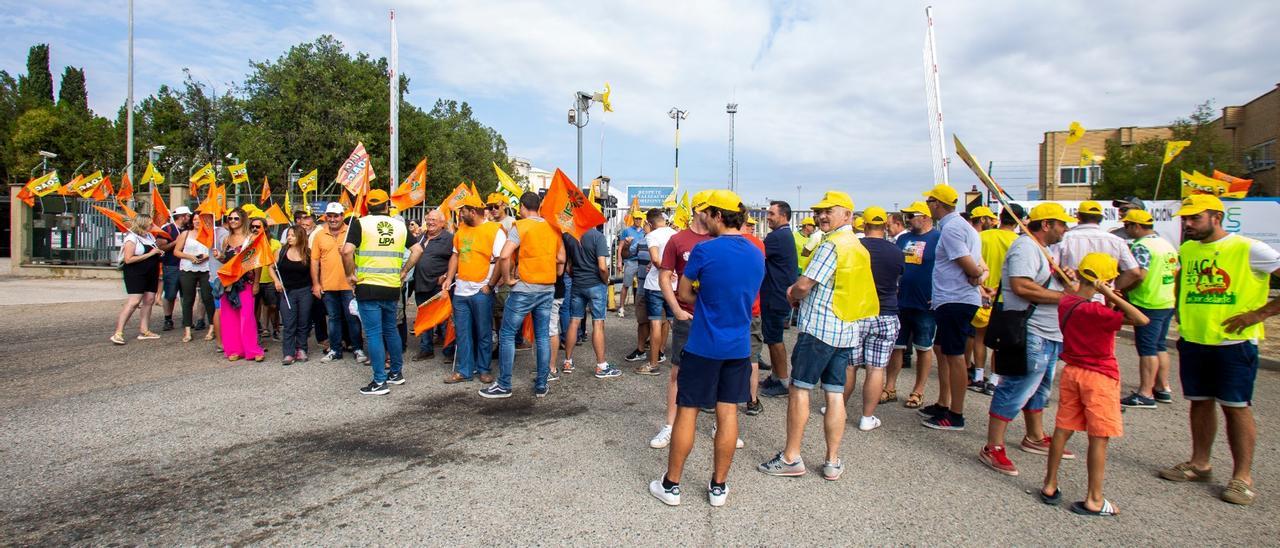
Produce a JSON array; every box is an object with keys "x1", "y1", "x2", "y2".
[
  {"x1": 1133, "y1": 306, "x2": 1174, "y2": 356},
  {"x1": 760, "y1": 306, "x2": 789, "y2": 345},
  {"x1": 676, "y1": 351, "x2": 752, "y2": 408},
  {"x1": 162, "y1": 265, "x2": 181, "y2": 301},
  {"x1": 933, "y1": 303, "x2": 977, "y2": 356},
  {"x1": 644, "y1": 286, "x2": 673, "y2": 320},
  {"x1": 569, "y1": 284, "x2": 608, "y2": 320},
  {"x1": 670, "y1": 318, "x2": 691, "y2": 366},
  {"x1": 789, "y1": 332, "x2": 853, "y2": 392},
  {"x1": 1178, "y1": 339, "x2": 1258, "y2": 407},
  {"x1": 989, "y1": 332, "x2": 1062, "y2": 421},
  {"x1": 894, "y1": 307, "x2": 936, "y2": 351}
]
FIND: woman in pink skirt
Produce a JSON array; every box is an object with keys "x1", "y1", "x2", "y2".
[{"x1": 213, "y1": 208, "x2": 265, "y2": 362}]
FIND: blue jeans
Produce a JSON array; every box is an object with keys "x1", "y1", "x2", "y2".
[
  {"x1": 453, "y1": 291, "x2": 494, "y2": 379},
  {"x1": 358, "y1": 299, "x2": 402, "y2": 384},
  {"x1": 497, "y1": 291, "x2": 553, "y2": 390},
  {"x1": 989, "y1": 332, "x2": 1062, "y2": 421},
  {"x1": 322, "y1": 290, "x2": 362, "y2": 358},
  {"x1": 560, "y1": 277, "x2": 573, "y2": 336}
]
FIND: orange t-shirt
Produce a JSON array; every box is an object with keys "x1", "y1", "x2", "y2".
[
  {"x1": 454, "y1": 222, "x2": 501, "y2": 283},
  {"x1": 745, "y1": 233, "x2": 764, "y2": 317},
  {"x1": 514, "y1": 218, "x2": 561, "y2": 284},
  {"x1": 311, "y1": 227, "x2": 351, "y2": 291}
]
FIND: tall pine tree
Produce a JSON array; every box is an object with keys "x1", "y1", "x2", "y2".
[
  {"x1": 18, "y1": 44, "x2": 53, "y2": 110},
  {"x1": 58, "y1": 66, "x2": 88, "y2": 116}
]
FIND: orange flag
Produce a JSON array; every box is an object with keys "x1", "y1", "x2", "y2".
[
  {"x1": 121, "y1": 202, "x2": 139, "y2": 219},
  {"x1": 92, "y1": 205, "x2": 131, "y2": 232},
  {"x1": 264, "y1": 203, "x2": 290, "y2": 225},
  {"x1": 57, "y1": 176, "x2": 78, "y2": 196},
  {"x1": 260, "y1": 176, "x2": 271, "y2": 204},
  {"x1": 521, "y1": 314, "x2": 534, "y2": 344},
  {"x1": 94, "y1": 176, "x2": 114, "y2": 201},
  {"x1": 348, "y1": 166, "x2": 371, "y2": 217},
  {"x1": 440, "y1": 183, "x2": 475, "y2": 213},
  {"x1": 391, "y1": 158, "x2": 428, "y2": 211},
  {"x1": 194, "y1": 212, "x2": 216, "y2": 249},
  {"x1": 1212, "y1": 170, "x2": 1254, "y2": 196},
  {"x1": 339, "y1": 187, "x2": 353, "y2": 215},
  {"x1": 413, "y1": 291, "x2": 453, "y2": 336},
  {"x1": 444, "y1": 319, "x2": 456, "y2": 348},
  {"x1": 116, "y1": 171, "x2": 134, "y2": 204},
  {"x1": 217, "y1": 230, "x2": 277, "y2": 286},
  {"x1": 539, "y1": 169, "x2": 606, "y2": 239},
  {"x1": 16, "y1": 186, "x2": 35, "y2": 207},
  {"x1": 150, "y1": 183, "x2": 170, "y2": 226}
]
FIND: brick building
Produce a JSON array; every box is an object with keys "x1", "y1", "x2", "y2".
[
  {"x1": 1038, "y1": 126, "x2": 1173, "y2": 200},
  {"x1": 1215, "y1": 83, "x2": 1279, "y2": 196}
]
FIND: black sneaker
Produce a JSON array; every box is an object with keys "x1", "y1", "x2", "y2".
[
  {"x1": 982, "y1": 382, "x2": 996, "y2": 396},
  {"x1": 534, "y1": 385, "x2": 549, "y2": 398},
  {"x1": 163, "y1": 317, "x2": 175, "y2": 331},
  {"x1": 656, "y1": 351, "x2": 667, "y2": 363},
  {"x1": 1120, "y1": 392, "x2": 1157, "y2": 409},
  {"x1": 745, "y1": 399, "x2": 764, "y2": 416},
  {"x1": 624, "y1": 349, "x2": 647, "y2": 362},
  {"x1": 360, "y1": 382, "x2": 390, "y2": 395},
  {"x1": 478, "y1": 383, "x2": 512, "y2": 399},
  {"x1": 1154, "y1": 389, "x2": 1174, "y2": 404},
  {"x1": 966, "y1": 379, "x2": 986, "y2": 393},
  {"x1": 922, "y1": 411, "x2": 965, "y2": 431},
  {"x1": 386, "y1": 372, "x2": 405, "y2": 385},
  {"x1": 916, "y1": 403, "x2": 949, "y2": 419}
]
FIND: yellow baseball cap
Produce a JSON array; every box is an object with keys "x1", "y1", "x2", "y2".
[
  {"x1": 970, "y1": 205, "x2": 997, "y2": 220},
  {"x1": 694, "y1": 189, "x2": 743, "y2": 212},
  {"x1": 863, "y1": 206, "x2": 888, "y2": 224},
  {"x1": 922, "y1": 184, "x2": 959, "y2": 206},
  {"x1": 691, "y1": 190, "x2": 713, "y2": 210},
  {"x1": 1121, "y1": 209, "x2": 1154, "y2": 226},
  {"x1": 630, "y1": 209, "x2": 645, "y2": 219},
  {"x1": 458, "y1": 192, "x2": 486, "y2": 209},
  {"x1": 367, "y1": 189, "x2": 390, "y2": 207},
  {"x1": 811, "y1": 190, "x2": 854, "y2": 211},
  {"x1": 1028, "y1": 202, "x2": 1077, "y2": 223},
  {"x1": 901, "y1": 201, "x2": 930, "y2": 216},
  {"x1": 800, "y1": 216, "x2": 815, "y2": 227},
  {"x1": 486, "y1": 193, "x2": 506, "y2": 206},
  {"x1": 1079, "y1": 252, "x2": 1119, "y2": 284},
  {"x1": 746, "y1": 216, "x2": 758, "y2": 226},
  {"x1": 1175, "y1": 194, "x2": 1225, "y2": 216},
  {"x1": 1078, "y1": 200, "x2": 1103, "y2": 215},
  {"x1": 854, "y1": 217, "x2": 865, "y2": 230}
]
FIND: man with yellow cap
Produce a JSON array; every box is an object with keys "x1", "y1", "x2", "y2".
[
  {"x1": 794, "y1": 216, "x2": 822, "y2": 273},
  {"x1": 980, "y1": 202, "x2": 1075, "y2": 476},
  {"x1": 1041, "y1": 252, "x2": 1149, "y2": 517},
  {"x1": 312, "y1": 201, "x2": 367, "y2": 365},
  {"x1": 341, "y1": 189, "x2": 420, "y2": 395},
  {"x1": 1159, "y1": 195, "x2": 1280, "y2": 506},
  {"x1": 650, "y1": 189, "x2": 763, "y2": 507},
  {"x1": 486, "y1": 192, "x2": 516, "y2": 348},
  {"x1": 442, "y1": 191, "x2": 507, "y2": 385},
  {"x1": 1118, "y1": 208, "x2": 1179, "y2": 409},
  {"x1": 1054, "y1": 200, "x2": 1140, "y2": 293},
  {"x1": 970, "y1": 204, "x2": 1025, "y2": 394},
  {"x1": 617, "y1": 209, "x2": 649, "y2": 318},
  {"x1": 759, "y1": 191, "x2": 877, "y2": 482},
  {"x1": 885, "y1": 200, "x2": 939, "y2": 410},
  {"x1": 920, "y1": 184, "x2": 988, "y2": 432}
]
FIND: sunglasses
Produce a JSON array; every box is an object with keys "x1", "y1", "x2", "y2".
[
  {"x1": 903, "y1": 213, "x2": 917, "y2": 220},
  {"x1": 227, "y1": 217, "x2": 242, "y2": 221},
  {"x1": 925, "y1": 198, "x2": 939, "y2": 205}
]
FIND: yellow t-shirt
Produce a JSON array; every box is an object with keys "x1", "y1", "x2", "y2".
[
  {"x1": 259, "y1": 239, "x2": 282, "y2": 283},
  {"x1": 979, "y1": 228, "x2": 1018, "y2": 292}
]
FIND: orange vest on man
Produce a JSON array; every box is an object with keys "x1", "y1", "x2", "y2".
[
  {"x1": 513, "y1": 218, "x2": 561, "y2": 284},
  {"x1": 455, "y1": 221, "x2": 502, "y2": 283}
]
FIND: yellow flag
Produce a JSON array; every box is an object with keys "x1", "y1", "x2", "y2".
[
  {"x1": 71, "y1": 170, "x2": 106, "y2": 198},
  {"x1": 1163, "y1": 140, "x2": 1191, "y2": 165},
  {"x1": 587, "y1": 178, "x2": 601, "y2": 211},
  {"x1": 600, "y1": 82, "x2": 613, "y2": 113},
  {"x1": 283, "y1": 188, "x2": 294, "y2": 220},
  {"x1": 140, "y1": 161, "x2": 164, "y2": 187},
  {"x1": 1079, "y1": 148, "x2": 1098, "y2": 167},
  {"x1": 662, "y1": 182, "x2": 679, "y2": 208},
  {"x1": 26, "y1": 171, "x2": 62, "y2": 197},
  {"x1": 1065, "y1": 121, "x2": 1085, "y2": 145},
  {"x1": 492, "y1": 162, "x2": 523, "y2": 198},
  {"x1": 671, "y1": 191, "x2": 691, "y2": 229},
  {"x1": 297, "y1": 168, "x2": 318, "y2": 193},
  {"x1": 227, "y1": 163, "x2": 249, "y2": 185},
  {"x1": 189, "y1": 163, "x2": 216, "y2": 187}
]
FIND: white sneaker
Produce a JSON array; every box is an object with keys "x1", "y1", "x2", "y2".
[
  {"x1": 618, "y1": 309, "x2": 625, "y2": 318},
  {"x1": 650, "y1": 425, "x2": 672, "y2": 449},
  {"x1": 649, "y1": 479, "x2": 680, "y2": 506},
  {"x1": 354, "y1": 349, "x2": 369, "y2": 364},
  {"x1": 820, "y1": 406, "x2": 826, "y2": 415},
  {"x1": 710, "y1": 426, "x2": 745, "y2": 449},
  {"x1": 707, "y1": 482, "x2": 728, "y2": 507},
  {"x1": 859, "y1": 415, "x2": 882, "y2": 432}
]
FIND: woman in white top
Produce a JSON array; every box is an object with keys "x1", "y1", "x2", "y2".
[
  {"x1": 112, "y1": 214, "x2": 164, "y2": 345},
  {"x1": 172, "y1": 216, "x2": 217, "y2": 342}
]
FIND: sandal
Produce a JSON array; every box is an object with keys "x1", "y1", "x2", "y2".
[
  {"x1": 137, "y1": 331, "x2": 160, "y2": 340},
  {"x1": 879, "y1": 389, "x2": 898, "y2": 403},
  {"x1": 562, "y1": 359, "x2": 574, "y2": 374},
  {"x1": 182, "y1": 328, "x2": 193, "y2": 343},
  {"x1": 1039, "y1": 487, "x2": 1062, "y2": 506},
  {"x1": 204, "y1": 330, "x2": 215, "y2": 341},
  {"x1": 110, "y1": 332, "x2": 126, "y2": 345},
  {"x1": 1070, "y1": 499, "x2": 1118, "y2": 517},
  {"x1": 228, "y1": 355, "x2": 242, "y2": 362},
  {"x1": 904, "y1": 392, "x2": 924, "y2": 409}
]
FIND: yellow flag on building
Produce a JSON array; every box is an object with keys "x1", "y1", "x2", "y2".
[
  {"x1": 189, "y1": 163, "x2": 216, "y2": 187},
  {"x1": 140, "y1": 161, "x2": 164, "y2": 187},
  {"x1": 600, "y1": 82, "x2": 613, "y2": 113},
  {"x1": 1065, "y1": 121, "x2": 1086, "y2": 145},
  {"x1": 1163, "y1": 140, "x2": 1191, "y2": 165},
  {"x1": 227, "y1": 163, "x2": 249, "y2": 185}
]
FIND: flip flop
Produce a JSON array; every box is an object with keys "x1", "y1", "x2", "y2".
[
  {"x1": 1038, "y1": 488, "x2": 1062, "y2": 506},
  {"x1": 1070, "y1": 499, "x2": 1118, "y2": 517}
]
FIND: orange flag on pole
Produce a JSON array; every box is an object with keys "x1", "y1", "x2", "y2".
[
  {"x1": 539, "y1": 169, "x2": 606, "y2": 239},
  {"x1": 116, "y1": 171, "x2": 134, "y2": 204},
  {"x1": 391, "y1": 158, "x2": 428, "y2": 211},
  {"x1": 413, "y1": 291, "x2": 453, "y2": 336},
  {"x1": 121, "y1": 202, "x2": 139, "y2": 219},
  {"x1": 92, "y1": 205, "x2": 130, "y2": 232},
  {"x1": 260, "y1": 176, "x2": 271, "y2": 204},
  {"x1": 194, "y1": 212, "x2": 216, "y2": 249},
  {"x1": 150, "y1": 183, "x2": 170, "y2": 226},
  {"x1": 93, "y1": 175, "x2": 114, "y2": 201},
  {"x1": 521, "y1": 314, "x2": 534, "y2": 344},
  {"x1": 440, "y1": 183, "x2": 475, "y2": 213},
  {"x1": 444, "y1": 319, "x2": 456, "y2": 348},
  {"x1": 264, "y1": 203, "x2": 290, "y2": 225},
  {"x1": 217, "y1": 230, "x2": 277, "y2": 286},
  {"x1": 17, "y1": 186, "x2": 35, "y2": 207}
]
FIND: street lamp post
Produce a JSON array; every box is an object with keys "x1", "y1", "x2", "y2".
[
  {"x1": 726, "y1": 103, "x2": 737, "y2": 192},
  {"x1": 668, "y1": 108, "x2": 688, "y2": 190},
  {"x1": 37, "y1": 150, "x2": 57, "y2": 175}
]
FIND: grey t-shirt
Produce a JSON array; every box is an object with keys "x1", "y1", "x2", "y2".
[{"x1": 999, "y1": 235, "x2": 1064, "y2": 342}]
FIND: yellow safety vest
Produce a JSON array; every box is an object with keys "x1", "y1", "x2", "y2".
[
  {"x1": 825, "y1": 230, "x2": 880, "y2": 322},
  {"x1": 354, "y1": 215, "x2": 407, "y2": 288},
  {"x1": 1178, "y1": 235, "x2": 1269, "y2": 344}
]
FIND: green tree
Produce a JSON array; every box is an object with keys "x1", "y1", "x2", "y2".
[
  {"x1": 17, "y1": 44, "x2": 53, "y2": 111},
  {"x1": 1098, "y1": 101, "x2": 1243, "y2": 200},
  {"x1": 57, "y1": 67, "x2": 88, "y2": 116},
  {"x1": 0, "y1": 71, "x2": 19, "y2": 182}
]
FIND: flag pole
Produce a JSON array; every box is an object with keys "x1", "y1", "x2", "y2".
[
  {"x1": 1152, "y1": 161, "x2": 1168, "y2": 201},
  {"x1": 389, "y1": 9, "x2": 400, "y2": 194}
]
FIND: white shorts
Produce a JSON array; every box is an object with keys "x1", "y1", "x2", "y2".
[{"x1": 549, "y1": 298, "x2": 563, "y2": 338}]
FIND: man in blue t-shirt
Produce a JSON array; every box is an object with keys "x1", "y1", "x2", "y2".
[
  {"x1": 564, "y1": 226, "x2": 620, "y2": 378},
  {"x1": 617, "y1": 212, "x2": 648, "y2": 316},
  {"x1": 649, "y1": 190, "x2": 764, "y2": 508},
  {"x1": 759, "y1": 201, "x2": 800, "y2": 398},
  {"x1": 837, "y1": 207, "x2": 904, "y2": 432},
  {"x1": 885, "y1": 201, "x2": 940, "y2": 410}
]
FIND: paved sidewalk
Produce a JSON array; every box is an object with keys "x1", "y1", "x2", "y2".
[{"x1": 0, "y1": 275, "x2": 124, "y2": 306}]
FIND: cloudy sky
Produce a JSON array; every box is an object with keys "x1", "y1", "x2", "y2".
[{"x1": 3, "y1": 0, "x2": 1278, "y2": 208}]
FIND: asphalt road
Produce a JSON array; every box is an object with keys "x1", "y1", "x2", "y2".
[{"x1": 2, "y1": 291, "x2": 1279, "y2": 545}]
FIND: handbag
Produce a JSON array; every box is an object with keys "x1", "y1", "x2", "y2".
[{"x1": 984, "y1": 278, "x2": 1052, "y2": 376}]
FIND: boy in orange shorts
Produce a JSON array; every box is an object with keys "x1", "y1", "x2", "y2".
[{"x1": 1040, "y1": 253, "x2": 1148, "y2": 516}]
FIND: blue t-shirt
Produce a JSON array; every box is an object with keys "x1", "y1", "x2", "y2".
[
  {"x1": 896, "y1": 229, "x2": 940, "y2": 311},
  {"x1": 620, "y1": 226, "x2": 648, "y2": 263},
  {"x1": 862, "y1": 236, "x2": 904, "y2": 316},
  {"x1": 682, "y1": 235, "x2": 765, "y2": 360}
]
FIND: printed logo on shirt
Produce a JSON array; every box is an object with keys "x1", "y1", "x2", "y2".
[
  {"x1": 1183, "y1": 257, "x2": 1234, "y2": 305},
  {"x1": 903, "y1": 240, "x2": 927, "y2": 265}
]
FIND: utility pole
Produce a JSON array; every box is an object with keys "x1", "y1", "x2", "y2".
[
  {"x1": 669, "y1": 108, "x2": 688, "y2": 190},
  {"x1": 726, "y1": 103, "x2": 738, "y2": 192},
  {"x1": 126, "y1": 0, "x2": 134, "y2": 185},
  {"x1": 388, "y1": 9, "x2": 399, "y2": 193}
]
